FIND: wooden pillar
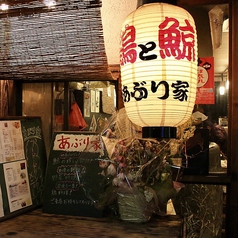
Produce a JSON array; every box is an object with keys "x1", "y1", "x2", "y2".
[
  {"x1": 117, "y1": 74, "x2": 125, "y2": 110},
  {"x1": 15, "y1": 81, "x2": 23, "y2": 116},
  {"x1": 63, "y1": 81, "x2": 69, "y2": 131},
  {"x1": 226, "y1": 0, "x2": 238, "y2": 237}
]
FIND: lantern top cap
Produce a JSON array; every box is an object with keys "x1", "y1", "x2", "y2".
[{"x1": 142, "y1": 126, "x2": 177, "y2": 139}]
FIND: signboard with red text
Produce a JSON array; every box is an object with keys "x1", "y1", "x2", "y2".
[
  {"x1": 43, "y1": 132, "x2": 104, "y2": 218},
  {"x1": 195, "y1": 57, "x2": 215, "y2": 104}
]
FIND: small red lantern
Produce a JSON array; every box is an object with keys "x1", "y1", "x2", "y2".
[{"x1": 120, "y1": 3, "x2": 198, "y2": 138}]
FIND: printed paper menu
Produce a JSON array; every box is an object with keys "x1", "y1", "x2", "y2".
[
  {"x1": 3, "y1": 160, "x2": 32, "y2": 212},
  {"x1": 0, "y1": 120, "x2": 25, "y2": 163}
]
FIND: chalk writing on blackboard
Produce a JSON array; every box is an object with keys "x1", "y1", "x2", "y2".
[
  {"x1": 43, "y1": 132, "x2": 104, "y2": 217},
  {"x1": 24, "y1": 139, "x2": 44, "y2": 203},
  {"x1": 22, "y1": 122, "x2": 46, "y2": 205}
]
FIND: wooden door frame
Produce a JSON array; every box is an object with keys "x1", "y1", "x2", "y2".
[
  {"x1": 226, "y1": 1, "x2": 238, "y2": 237},
  {"x1": 177, "y1": 0, "x2": 237, "y2": 237}
]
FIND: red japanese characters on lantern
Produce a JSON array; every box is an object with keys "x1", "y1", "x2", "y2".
[{"x1": 120, "y1": 3, "x2": 198, "y2": 138}]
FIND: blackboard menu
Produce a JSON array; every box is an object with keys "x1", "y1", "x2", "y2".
[
  {"x1": 0, "y1": 117, "x2": 47, "y2": 221},
  {"x1": 42, "y1": 132, "x2": 104, "y2": 218}
]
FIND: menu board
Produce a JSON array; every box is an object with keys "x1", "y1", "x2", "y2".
[
  {"x1": 0, "y1": 117, "x2": 47, "y2": 221},
  {"x1": 3, "y1": 160, "x2": 32, "y2": 213},
  {"x1": 0, "y1": 120, "x2": 25, "y2": 163},
  {"x1": 42, "y1": 132, "x2": 104, "y2": 218}
]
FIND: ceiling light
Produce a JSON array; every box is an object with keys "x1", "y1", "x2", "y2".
[
  {"x1": 219, "y1": 82, "x2": 225, "y2": 95},
  {"x1": 43, "y1": 0, "x2": 56, "y2": 8},
  {"x1": 0, "y1": 3, "x2": 9, "y2": 11},
  {"x1": 226, "y1": 80, "x2": 229, "y2": 90}
]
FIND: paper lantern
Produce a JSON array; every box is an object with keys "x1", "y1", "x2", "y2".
[{"x1": 120, "y1": 3, "x2": 198, "y2": 138}]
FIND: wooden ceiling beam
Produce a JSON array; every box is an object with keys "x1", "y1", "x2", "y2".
[
  {"x1": 177, "y1": 0, "x2": 229, "y2": 6},
  {"x1": 0, "y1": 7, "x2": 52, "y2": 18},
  {"x1": 6, "y1": 0, "x2": 35, "y2": 4}
]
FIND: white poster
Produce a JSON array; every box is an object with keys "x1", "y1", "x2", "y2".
[
  {"x1": 95, "y1": 90, "x2": 100, "y2": 113},
  {"x1": 3, "y1": 160, "x2": 32, "y2": 212},
  {"x1": 0, "y1": 121, "x2": 25, "y2": 164},
  {"x1": 90, "y1": 90, "x2": 96, "y2": 113}
]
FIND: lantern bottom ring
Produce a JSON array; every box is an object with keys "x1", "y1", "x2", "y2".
[{"x1": 142, "y1": 126, "x2": 177, "y2": 139}]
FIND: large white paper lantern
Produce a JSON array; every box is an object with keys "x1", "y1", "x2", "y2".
[{"x1": 120, "y1": 3, "x2": 198, "y2": 138}]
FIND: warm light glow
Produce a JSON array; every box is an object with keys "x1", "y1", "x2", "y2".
[
  {"x1": 219, "y1": 81, "x2": 225, "y2": 95},
  {"x1": 120, "y1": 3, "x2": 198, "y2": 130},
  {"x1": 226, "y1": 80, "x2": 229, "y2": 90},
  {"x1": 219, "y1": 86, "x2": 225, "y2": 95},
  {"x1": 0, "y1": 3, "x2": 9, "y2": 11},
  {"x1": 43, "y1": 0, "x2": 56, "y2": 8}
]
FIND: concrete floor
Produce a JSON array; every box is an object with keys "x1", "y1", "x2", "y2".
[{"x1": 0, "y1": 208, "x2": 182, "y2": 238}]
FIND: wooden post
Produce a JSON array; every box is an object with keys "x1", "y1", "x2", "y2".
[
  {"x1": 15, "y1": 81, "x2": 23, "y2": 116},
  {"x1": 63, "y1": 81, "x2": 69, "y2": 131},
  {"x1": 226, "y1": 0, "x2": 238, "y2": 237}
]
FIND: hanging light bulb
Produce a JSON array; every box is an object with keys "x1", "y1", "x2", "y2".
[
  {"x1": 120, "y1": 2, "x2": 198, "y2": 138},
  {"x1": 0, "y1": 2, "x2": 9, "y2": 11},
  {"x1": 225, "y1": 72, "x2": 229, "y2": 90},
  {"x1": 226, "y1": 80, "x2": 229, "y2": 90},
  {"x1": 43, "y1": 0, "x2": 56, "y2": 8}
]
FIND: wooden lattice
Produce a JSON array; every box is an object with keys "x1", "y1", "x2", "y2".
[{"x1": 0, "y1": 0, "x2": 114, "y2": 81}]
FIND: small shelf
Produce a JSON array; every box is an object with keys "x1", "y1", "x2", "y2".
[{"x1": 178, "y1": 173, "x2": 230, "y2": 185}]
